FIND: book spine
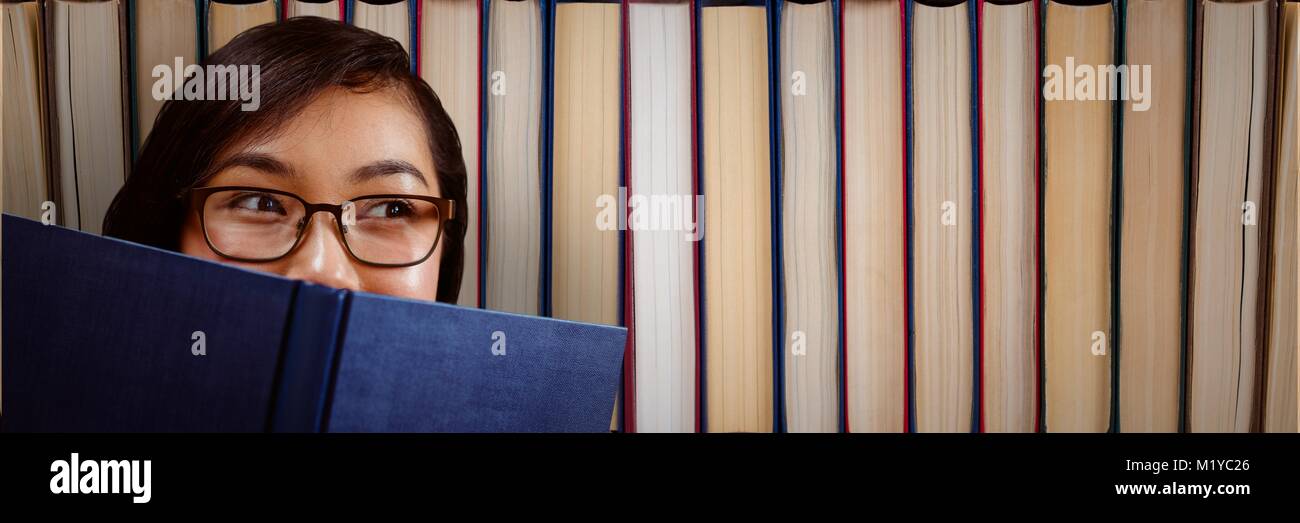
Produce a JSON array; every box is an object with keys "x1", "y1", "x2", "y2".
[
  {"x1": 127, "y1": 0, "x2": 139, "y2": 160},
  {"x1": 409, "y1": 0, "x2": 418, "y2": 72},
  {"x1": 618, "y1": 0, "x2": 629, "y2": 431},
  {"x1": 478, "y1": 0, "x2": 488, "y2": 310},
  {"x1": 764, "y1": 0, "x2": 784, "y2": 434},
  {"x1": 901, "y1": 0, "x2": 913, "y2": 433},
  {"x1": 203, "y1": 0, "x2": 211, "y2": 57},
  {"x1": 970, "y1": 0, "x2": 984, "y2": 434},
  {"x1": 619, "y1": 0, "x2": 635, "y2": 432},
  {"x1": 691, "y1": 0, "x2": 703, "y2": 434},
  {"x1": 1176, "y1": 0, "x2": 1194, "y2": 435},
  {"x1": 414, "y1": 0, "x2": 422, "y2": 74},
  {"x1": 34, "y1": 0, "x2": 56, "y2": 224},
  {"x1": 1033, "y1": 0, "x2": 1044, "y2": 434},
  {"x1": 542, "y1": 0, "x2": 555, "y2": 317},
  {"x1": 117, "y1": 0, "x2": 131, "y2": 184},
  {"x1": 769, "y1": 0, "x2": 783, "y2": 434},
  {"x1": 832, "y1": 0, "x2": 847, "y2": 434},
  {"x1": 269, "y1": 283, "x2": 350, "y2": 432},
  {"x1": 40, "y1": 0, "x2": 62, "y2": 227},
  {"x1": 1108, "y1": 0, "x2": 1121, "y2": 434},
  {"x1": 1183, "y1": 0, "x2": 1201, "y2": 434}
]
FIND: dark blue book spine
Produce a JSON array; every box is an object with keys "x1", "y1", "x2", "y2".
[
  {"x1": 541, "y1": 0, "x2": 556, "y2": 317},
  {"x1": 1035, "y1": 0, "x2": 1045, "y2": 434},
  {"x1": 269, "y1": 283, "x2": 351, "y2": 432},
  {"x1": 967, "y1": 0, "x2": 983, "y2": 434},
  {"x1": 831, "y1": 0, "x2": 845, "y2": 434},
  {"x1": 762, "y1": 0, "x2": 784, "y2": 435},
  {"x1": 1176, "y1": 0, "x2": 1194, "y2": 435},
  {"x1": 902, "y1": 0, "x2": 914, "y2": 433},
  {"x1": 1111, "y1": 0, "x2": 1124, "y2": 435},
  {"x1": 127, "y1": 0, "x2": 139, "y2": 158},
  {"x1": 479, "y1": 0, "x2": 490, "y2": 310},
  {"x1": 410, "y1": 0, "x2": 419, "y2": 73}
]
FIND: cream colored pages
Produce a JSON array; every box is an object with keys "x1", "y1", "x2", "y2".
[
  {"x1": 1188, "y1": 0, "x2": 1269, "y2": 433},
  {"x1": 287, "y1": 0, "x2": 342, "y2": 19},
  {"x1": 1043, "y1": 0, "x2": 1112, "y2": 433},
  {"x1": 1264, "y1": 1, "x2": 1297, "y2": 433},
  {"x1": 631, "y1": 1, "x2": 697, "y2": 432},
  {"x1": 912, "y1": 1, "x2": 973, "y2": 433},
  {"x1": 51, "y1": 0, "x2": 126, "y2": 234},
  {"x1": 553, "y1": 2, "x2": 620, "y2": 326},
  {"x1": 1119, "y1": 0, "x2": 1185, "y2": 433},
  {"x1": 981, "y1": 0, "x2": 1036, "y2": 433},
  {"x1": 353, "y1": 0, "x2": 411, "y2": 53},
  {"x1": 2, "y1": 1, "x2": 47, "y2": 220},
  {"x1": 485, "y1": 0, "x2": 542, "y2": 315},
  {"x1": 552, "y1": 2, "x2": 621, "y2": 430},
  {"x1": 208, "y1": 0, "x2": 277, "y2": 53},
  {"x1": 779, "y1": 0, "x2": 838, "y2": 433},
  {"x1": 701, "y1": 4, "x2": 772, "y2": 434},
  {"x1": 420, "y1": 0, "x2": 481, "y2": 307},
  {"x1": 843, "y1": 0, "x2": 904, "y2": 433},
  {"x1": 134, "y1": 0, "x2": 198, "y2": 151}
]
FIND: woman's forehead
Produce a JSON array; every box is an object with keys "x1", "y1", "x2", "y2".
[{"x1": 211, "y1": 87, "x2": 439, "y2": 198}]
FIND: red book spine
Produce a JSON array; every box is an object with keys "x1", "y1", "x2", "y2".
[{"x1": 620, "y1": 0, "x2": 637, "y2": 434}]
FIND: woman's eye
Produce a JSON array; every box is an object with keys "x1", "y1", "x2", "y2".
[
  {"x1": 360, "y1": 200, "x2": 414, "y2": 219},
  {"x1": 231, "y1": 193, "x2": 286, "y2": 215}
]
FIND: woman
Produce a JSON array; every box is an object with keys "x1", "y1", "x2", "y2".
[{"x1": 105, "y1": 17, "x2": 466, "y2": 302}]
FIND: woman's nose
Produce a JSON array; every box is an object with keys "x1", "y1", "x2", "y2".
[{"x1": 280, "y1": 213, "x2": 363, "y2": 290}]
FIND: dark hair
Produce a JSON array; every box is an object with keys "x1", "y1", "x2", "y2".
[{"x1": 104, "y1": 17, "x2": 466, "y2": 302}]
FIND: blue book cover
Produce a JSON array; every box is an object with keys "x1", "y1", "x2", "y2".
[{"x1": 1, "y1": 214, "x2": 626, "y2": 432}]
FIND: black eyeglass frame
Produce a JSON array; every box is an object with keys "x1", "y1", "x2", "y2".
[{"x1": 189, "y1": 185, "x2": 456, "y2": 268}]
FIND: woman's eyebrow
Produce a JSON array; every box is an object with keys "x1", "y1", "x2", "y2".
[
  {"x1": 349, "y1": 160, "x2": 428, "y2": 188},
  {"x1": 211, "y1": 152, "x2": 298, "y2": 178}
]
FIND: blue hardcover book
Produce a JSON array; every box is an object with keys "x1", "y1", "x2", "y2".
[{"x1": 1, "y1": 214, "x2": 626, "y2": 432}]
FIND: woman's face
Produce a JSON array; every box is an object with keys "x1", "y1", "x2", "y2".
[{"x1": 180, "y1": 87, "x2": 443, "y2": 300}]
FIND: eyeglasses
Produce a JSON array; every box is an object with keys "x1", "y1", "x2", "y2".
[{"x1": 190, "y1": 186, "x2": 455, "y2": 267}]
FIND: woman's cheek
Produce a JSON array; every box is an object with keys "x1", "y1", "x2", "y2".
[
  {"x1": 359, "y1": 249, "x2": 441, "y2": 301},
  {"x1": 179, "y1": 215, "x2": 221, "y2": 262}
]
